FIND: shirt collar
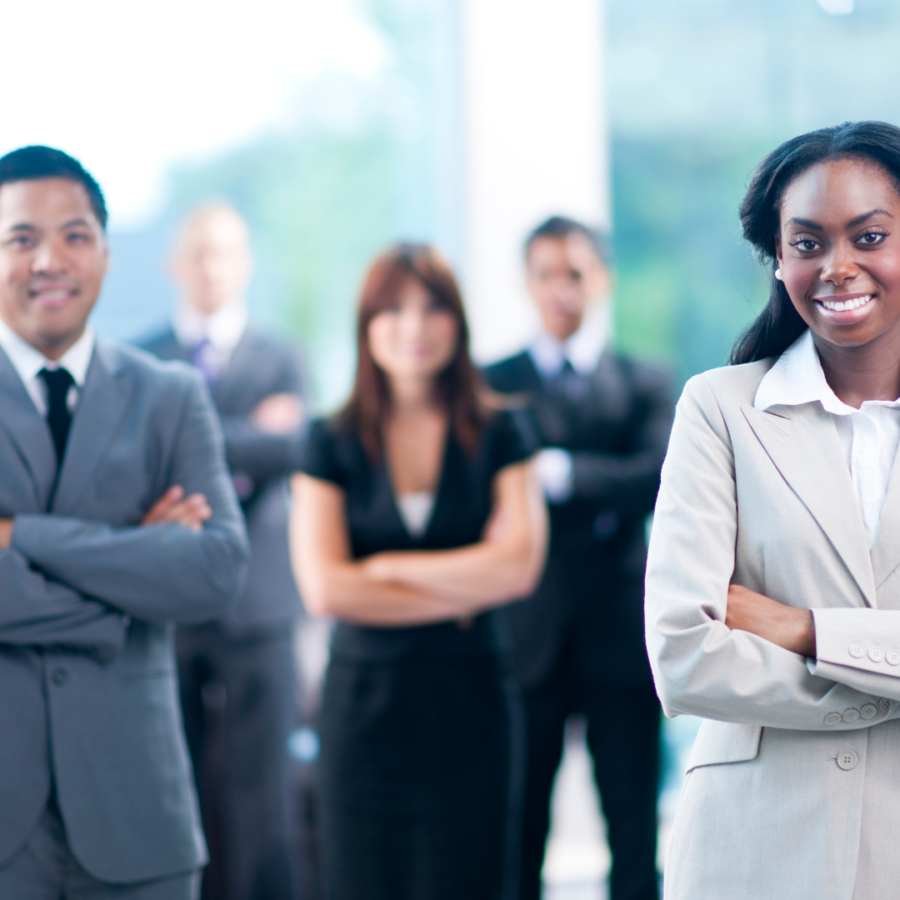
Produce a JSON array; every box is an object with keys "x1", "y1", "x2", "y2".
[
  {"x1": 0, "y1": 316, "x2": 95, "y2": 388},
  {"x1": 173, "y1": 300, "x2": 248, "y2": 353},
  {"x1": 529, "y1": 301, "x2": 611, "y2": 379},
  {"x1": 754, "y1": 328, "x2": 900, "y2": 415}
]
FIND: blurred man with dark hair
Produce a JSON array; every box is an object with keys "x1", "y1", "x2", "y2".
[
  {"x1": 485, "y1": 215, "x2": 672, "y2": 900},
  {"x1": 0, "y1": 146, "x2": 248, "y2": 898},
  {"x1": 141, "y1": 203, "x2": 307, "y2": 900}
]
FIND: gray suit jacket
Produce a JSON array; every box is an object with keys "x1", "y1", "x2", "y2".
[
  {"x1": 646, "y1": 358, "x2": 900, "y2": 900},
  {"x1": 139, "y1": 326, "x2": 306, "y2": 631},
  {"x1": 0, "y1": 339, "x2": 249, "y2": 883}
]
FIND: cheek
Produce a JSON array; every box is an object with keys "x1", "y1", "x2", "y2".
[
  {"x1": 367, "y1": 317, "x2": 397, "y2": 366},
  {"x1": 429, "y1": 316, "x2": 458, "y2": 358}
]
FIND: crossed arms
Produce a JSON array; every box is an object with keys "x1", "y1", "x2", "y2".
[
  {"x1": 291, "y1": 460, "x2": 548, "y2": 626},
  {"x1": 0, "y1": 375, "x2": 249, "y2": 657}
]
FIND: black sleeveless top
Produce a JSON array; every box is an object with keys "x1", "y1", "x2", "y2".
[{"x1": 299, "y1": 410, "x2": 534, "y2": 662}]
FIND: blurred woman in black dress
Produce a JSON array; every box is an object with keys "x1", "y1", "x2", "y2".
[{"x1": 291, "y1": 243, "x2": 547, "y2": 900}]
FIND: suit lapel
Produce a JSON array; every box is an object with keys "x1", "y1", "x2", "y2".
[
  {"x1": 742, "y1": 402, "x2": 876, "y2": 607},
  {"x1": 211, "y1": 329, "x2": 256, "y2": 410},
  {"x1": 52, "y1": 341, "x2": 133, "y2": 514},
  {"x1": 0, "y1": 348, "x2": 57, "y2": 509},
  {"x1": 872, "y1": 454, "x2": 900, "y2": 590}
]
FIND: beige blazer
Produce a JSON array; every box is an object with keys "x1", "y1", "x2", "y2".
[{"x1": 646, "y1": 358, "x2": 900, "y2": 900}]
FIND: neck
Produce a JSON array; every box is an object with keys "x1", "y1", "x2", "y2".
[
  {"x1": 386, "y1": 373, "x2": 439, "y2": 417},
  {"x1": 813, "y1": 329, "x2": 900, "y2": 408}
]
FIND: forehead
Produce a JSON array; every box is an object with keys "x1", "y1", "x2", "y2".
[
  {"x1": 527, "y1": 233, "x2": 601, "y2": 269},
  {"x1": 0, "y1": 177, "x2": 98, "y2": 228},
  {"x1": 180, "y1": 210, "x2": 249, "y2": 251},
  {"x1": 781, "y1": 158, "x2": 900, "y2": 221}
]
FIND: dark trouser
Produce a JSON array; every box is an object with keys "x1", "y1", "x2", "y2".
[
  {"x1": 177, "y1": 625, "x2": 296, "y2": 900},
  {"x1": 518, "y1": 655, "x2": 661, "y2": 900}
]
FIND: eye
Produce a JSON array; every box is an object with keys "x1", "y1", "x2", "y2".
[
  {"x1": 4, "y1": 234, "x2": 35, "y2": 249},
  {"x1": 65, "y1": 231, "x2": 91, "y2": 245},
  {"x1": 789, "y1": 237, "x2": 820, "y2": 253},
  {"x1": 857, "y1": 230, "x2": 887, "y2": 247}
]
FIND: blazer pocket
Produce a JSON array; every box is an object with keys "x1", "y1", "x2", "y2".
[{"x1": 685, "y1": 720, "x2": 762, "y2": 772}]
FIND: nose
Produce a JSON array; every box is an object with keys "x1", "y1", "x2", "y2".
[
  {"x1": 30, "y1": 239, "x2": 68, "y2": 276},
  {"x1": 820, "y1": 244, "x2": 859, "y2": 287}
]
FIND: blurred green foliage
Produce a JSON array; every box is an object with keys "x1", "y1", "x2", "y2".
[{"x1": 612, "y1": 137, "x2": 772, "y2": 385}]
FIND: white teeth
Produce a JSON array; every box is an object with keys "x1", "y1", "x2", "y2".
[{"x1": 819, "y1": 294, "x2": 873, "y2": 311}]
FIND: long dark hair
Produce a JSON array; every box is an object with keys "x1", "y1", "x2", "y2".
[
  {"x1": 731, "y1": 121, "x2": 900, "y2": 364},
  {"x1": 337, "y1": 242, "x2": 490, "y2": 458}
]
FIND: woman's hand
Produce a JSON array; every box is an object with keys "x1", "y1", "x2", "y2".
[{"x1": 726, "y1": 584, "x2": 817, "y2": 657}]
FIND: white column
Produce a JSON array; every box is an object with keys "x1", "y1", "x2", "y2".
[{"x1": 460, "y1": 0, "x2": 608, "y2": 362}]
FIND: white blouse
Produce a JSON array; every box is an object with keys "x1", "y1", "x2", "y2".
[
  {"x1": 755, "y1": 329, "x2": 900, "y2": 546},
  {"x1": 396, "y1": 491, "x2": 435, "y2": 538}
]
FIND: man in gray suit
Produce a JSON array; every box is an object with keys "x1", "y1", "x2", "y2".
[
  {"x1": 141, "y1": 204, "x2": 307, "y2": 900},
  {"x1": 0, "y1": 146, "x2": 249, "y2": 898}
]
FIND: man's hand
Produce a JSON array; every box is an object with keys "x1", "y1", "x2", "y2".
[
  {"x1": 0, "y1": 519, "x2": 12, "y2": 550},
  {"x1": 251, "y1": 394, "x2": 303, "y2": 435},
  {"x1": 726, "y1": 584, "x2": 816, "y2": 657},
  {"x1": 141, "y1": 486, "x2": 211, "y2": 532}
]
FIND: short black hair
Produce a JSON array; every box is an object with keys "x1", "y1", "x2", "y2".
[
  {"x1": 524, "y1": 215, "x2": 612, "y2": 265},
  {"x1": 0, "y1": 146, "x2": 107, "y2": 230}
]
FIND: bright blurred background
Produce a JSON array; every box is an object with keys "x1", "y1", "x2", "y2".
[{"x1": 6, "y1": 0, "x2": 900, "y2": 895}]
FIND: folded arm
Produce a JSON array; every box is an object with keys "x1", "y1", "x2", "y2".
[
  {"x1": 645, "y1": 374, "x2": 897, "y2": 731},
  {"x1": 362, "y1": 461, "x2": 547, "y2": 607},
  {"x1": 0, "y1": 548, "x2": 127, "y2": 655},
  {"x1": 290, "y1": 474, "x2": 463, "y2": 625},
  {"x1": 9, "y1": 376, "x2": 249, "y2": 625},
  {"x1": 221, "y1": 395, "x2": 305, "y2": 480}
]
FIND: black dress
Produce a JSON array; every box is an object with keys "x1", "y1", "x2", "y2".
[{"x1": 299, "y1": 411, "x2": 533, "y2": 900}]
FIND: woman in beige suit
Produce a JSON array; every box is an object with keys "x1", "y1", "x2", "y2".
[{"x1": 646, "y1": 121, "x2": 900, "y2": 900}]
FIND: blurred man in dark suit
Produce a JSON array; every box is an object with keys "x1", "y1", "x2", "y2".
[
  {"x1": 141, "y1": 203, "x2": 307, "y2": 900},
  {"x1": 484, "y1": 216, "x2": 672, "y2": 900}
]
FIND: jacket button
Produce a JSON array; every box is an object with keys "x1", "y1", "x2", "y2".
[
  {"x1": 842, "y1": 708, "x2": 860, "y2": 723},
  {"x1": 869, "y1": 647, "x2": 885, "y2": 663},
  {"x1": 824, "y1": 712, "x2": 842, "y2": 725},
  {"x1": 860, "y1": 704, "x2": 878, "y2": 720},
  {"x1": 836, "y1": 750, "x2": 858, "y2": 771},
  {"x1": 887, "y1": 650, "x2": 900, "y2": 666},
  {"x1": 849, "y1": 643, "x2": 866, "y2": 658},
  {"x1": 51, "y1": 668, "x2": 69, "y2": 687},
  {"x1": 880, "y1": 698, "x2": 892, "y2": 713}
]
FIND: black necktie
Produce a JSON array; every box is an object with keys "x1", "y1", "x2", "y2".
[{"x1": 38, "y1": 367, "x2": 75, "y2": 468}]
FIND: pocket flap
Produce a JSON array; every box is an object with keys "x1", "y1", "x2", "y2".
[{"x1": 685, "y1": 720, "x2": 762, "y2": 773}]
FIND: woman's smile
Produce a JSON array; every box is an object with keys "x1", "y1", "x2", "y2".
[{"x1": 811, "y1": 291, "x2": 876, "y2": 323}]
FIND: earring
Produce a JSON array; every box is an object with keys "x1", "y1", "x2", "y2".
[{"x1": 774, "y1": 268, "x2": 783, "y2": 281}]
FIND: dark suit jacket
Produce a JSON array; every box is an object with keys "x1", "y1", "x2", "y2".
[
  {"x1": 140, "y1": 326, "x2": 306, "y2": 632},
  {"x1": 0, "y1": 340, "x2": 248, "y2": 882},
  {"x1": 484, "y1": 349, "x2": 673, "y2": 689}
]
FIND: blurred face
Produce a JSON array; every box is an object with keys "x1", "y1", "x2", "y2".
[
  {"x1": 0, "y1": 177, "x2": 108, "y2": 359},
  {"x1": 777, "y1": 157, "x2": 900, "y2": 351},
  {"x1": 525, "y1": 234, "x2": 611, "y2": 341},
  {"x1": 171, "y1": 208, "x2": 252, "y2": 315},
  {"x1": 367, "y1": 278, "x2": 458, "y2": 385}
]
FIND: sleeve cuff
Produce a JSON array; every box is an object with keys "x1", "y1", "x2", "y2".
[{"x1": 536, "y1": 448, "x2": 573, "y2": 503}]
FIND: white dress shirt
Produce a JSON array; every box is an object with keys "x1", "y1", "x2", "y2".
[
  {"x1": 527, "y1": 302, "x2": 611, "y2": 503},
  {"x1": 755, "y1": 329, "x2": 900, "y2": 546},
  {"x1": 173, "y1": 301, "x2": 248, "y2": 370},
  {"x1": 528, "y1": 300, "x2": 611, "y2": 380},
  {"x1": 0, "y1": 316, "x2": 95, "y2": 416}
]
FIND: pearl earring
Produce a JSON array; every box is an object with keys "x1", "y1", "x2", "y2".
[{"x1": 774, "y1": 268, "x2": 783, "y2": 281}]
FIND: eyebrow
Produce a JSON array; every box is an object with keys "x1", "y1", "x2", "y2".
[
  {"x1": 786, "y1": 209, "x2": 894, "y2": 231},
  {"x1": 846, "y1": 209, "x2": 893, "y2": 228}
]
